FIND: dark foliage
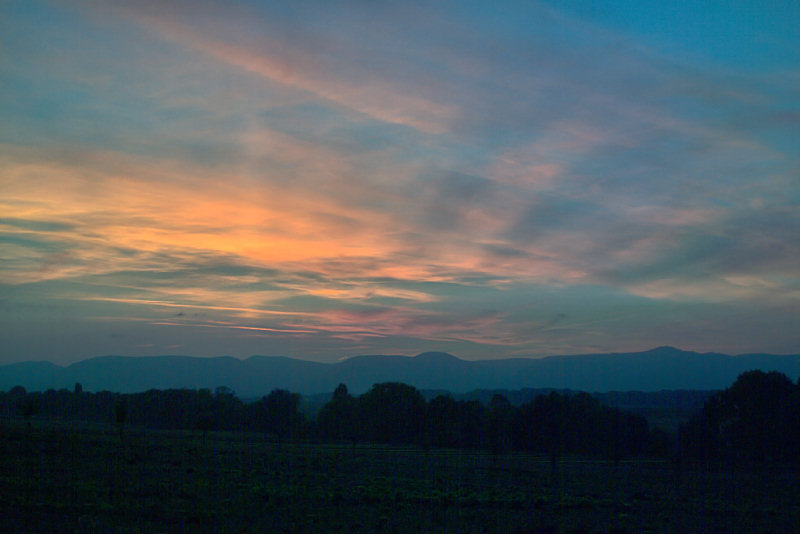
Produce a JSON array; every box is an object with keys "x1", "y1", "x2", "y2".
[
  {"x1": 679, "y1": 370, "x2": 800, "y2": 464},
  {"x1": 316, "y1": 383, "x2": 359, "y2": 445},
  {"x1": 1, "y1": 380, "x2": 665, "y2": 461},
  {"x1": 251, "y1": 389, "x2": 305, "y2": 447},
  {"x1": 425, "y1": 395, "x2": 485, "y2": 449},
  {"x1": 358, "y1": 382, "x2": 427, "y2": 445}
]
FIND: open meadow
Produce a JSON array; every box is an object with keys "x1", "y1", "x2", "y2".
[{"x1": 1, "y1": 417, "x2": 798, "y2": 533}]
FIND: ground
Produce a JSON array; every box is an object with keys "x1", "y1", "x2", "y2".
[{"x1": 1, "y1": 418, "x2": 797, "y2": 533}]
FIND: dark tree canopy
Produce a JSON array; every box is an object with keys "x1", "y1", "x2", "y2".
[
  {"x1": 359, "y1": 382, "x2": 426, "y2": 445},
  {"x1": 1, "y1": 379, "x2": 670, "y2": 462},
  {"x1": 487, "y1": 394, "x2": 512, "y2": 455},
  {"x1": 679, "y1": 370, "x2": 800, "y2": 464},
  {"x1": 316, "y1": 384, "x2": 358, "y2": 443},
  {"x1": 254, "y1": 388, "x2": 304, "y2": 447}
]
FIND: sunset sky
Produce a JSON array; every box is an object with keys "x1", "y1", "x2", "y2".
[{"x1": 2, "y1": 0, "x2": 799, "y2": 364}]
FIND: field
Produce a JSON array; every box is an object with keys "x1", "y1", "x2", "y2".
[{"x1": 1, "y1": 418, "x2": 798, "y2": 533}]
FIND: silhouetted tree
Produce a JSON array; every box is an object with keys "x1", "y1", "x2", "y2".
[
  {"x1": 191, "y1": 388, "x2": 215, "y2": 446},
  {"x1": 256, "y1": 389, "x2": 303, "y2": 449},
  {"x1": 358, "y1": 382, "x2": 426, "y2": 445},
  {"x1": 195, "y1": 412, "x2": 215, "y2": 446},
  {"x1": 679, "y1": 392, "x2": 727, "y2": 464},
  {"x1": 679, "y1": 370, "x2": 800, "y2": 464},
  {"x1": 563, "y1": 392, "x2": 602, "y2": 456},
  {"x1": 647, "y1": 427, "x2": 673, "y2": 458},
  {"x1": 317, "y1": 384, "x2": 359, "y2": 447},
  {"x1": 528, "y1": 392, "x2": 567, "y2": 476},
  {"x1": 213, "y1": 386, "x2": 243, "y2": 431},
  {"x1": 457, "y1": 399, "x2": 486, "y2": 449},
  {"x1": 426, "y1": 395, "x2": 460, "y2": 448},
  {"x1": 724, "y1": 370, "x2": 795, "y2": 462},
  {"x1": 18, "y1": 395, "x2": 38, "y2": 433},
  {"x1": 486, "y1": 394, "x2": 512, "y2": 455},
  {"x1": 114, "y1": 397, "x2": 128, "y2": 442},
  {"x1": 599, "y1": 408, "x2": 649, "y2": 464}
]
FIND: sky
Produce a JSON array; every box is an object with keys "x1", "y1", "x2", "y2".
[{"x1": 1, "y1": 0, "x2": 799, "y2": 365}]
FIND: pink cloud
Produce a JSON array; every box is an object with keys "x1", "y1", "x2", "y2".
[{"x1": 283, "y1": 306, "x2": 516, "y2": 346}]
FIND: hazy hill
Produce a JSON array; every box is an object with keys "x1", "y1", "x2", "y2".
[{"x1": 2, "y1": 346, "x2": 800, "y2": 397}]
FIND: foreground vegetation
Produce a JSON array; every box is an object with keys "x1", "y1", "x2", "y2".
[
  {"x1": 2, "y1": 417, "x2": 798, "y2": 533},
  {"x1": 3, "y1": 370, "x2": 800, "y2": 531},
  {"x1": 1, "y1": 381, "x2": 666, "y2": 463}
]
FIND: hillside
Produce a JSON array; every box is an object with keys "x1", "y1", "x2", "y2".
[{"x1": 2, "y1": 347, "x2": 799, "y2": 396}]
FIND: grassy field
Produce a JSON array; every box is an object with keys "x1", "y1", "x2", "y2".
[{"x1": 1, "y1": 417, "x2": 797, "y2": 533}]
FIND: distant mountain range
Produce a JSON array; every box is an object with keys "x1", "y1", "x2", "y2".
[{"x1": 2, "y1": 347, "x2": 800, "y2": 397}]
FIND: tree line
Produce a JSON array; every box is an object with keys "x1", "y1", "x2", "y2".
[
  {"x1": 0, "y1": 381, "x2": 664, "y2": 461},
  {"x1": 4, "y1": 370, "x2": 799, "y2": 464},
  {"x1": 678, "y1": 370, "x2": 800, "y2": 464}
]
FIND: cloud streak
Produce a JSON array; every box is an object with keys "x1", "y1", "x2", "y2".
[
  {"x1": 111, "y1": 1, "x2": 458, "y2": 134},
  {"x1": 1, "y1": 0, "x2": 798, "y2": 362}
]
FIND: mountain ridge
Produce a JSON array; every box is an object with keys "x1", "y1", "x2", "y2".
[{"x1": 2, "y1": 347, "x2": 799, "y2": 396}]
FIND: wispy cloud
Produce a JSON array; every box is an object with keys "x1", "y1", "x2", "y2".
[
  {"x1": 1, "y1": 0, "x2": 798, "y2": 362},
  {"x1": 108, "y1": 1, "x2": 458, "y2": 134},
  {"x1": 80, "y1": 297, "x2": 312, "y2": 318}
]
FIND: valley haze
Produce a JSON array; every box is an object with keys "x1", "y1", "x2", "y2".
[{"x1": 3, "y1": 347, "x2": 799, "y2": 397}]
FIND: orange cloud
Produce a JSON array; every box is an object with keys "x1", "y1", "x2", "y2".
[
  {"x1": 2, "y1": 142, "x2": 582, "y2": 295},
  {"x1": 1, "y1": 145, "x2": 401, "y2": 279}
]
